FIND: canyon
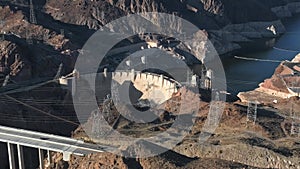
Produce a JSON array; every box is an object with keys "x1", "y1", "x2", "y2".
[{"x1": 0, "y1": 0, "x2": 300, "y2": 168}]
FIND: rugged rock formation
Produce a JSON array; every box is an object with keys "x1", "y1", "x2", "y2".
[
  {"x1": 0, "y1": 40, "x2": 31, "y2": 81},
  {"x1": 271, "y1": 1, "x2": 300, "y2": 18},
  {"x1": 1, "y1": 0, "x2": 299, "y2": 56},
  {"x1": 238, "y1": 53, "x2": 300, "y2": 103},
  {"x1": 42, "y1": 0, "x2": 292, "y2": 29},
  {"x1": 0, "y1": 5, "x2": 76, "y2": 80},
  {"x1": 0, "y1": 5, "x2": 69, "y2": 50},
  {"x1": 41, "y1": 0, "x2": 300, "y2": 54},
  {"x1": 44, "y1": 100, "x2": 300, "y2": 168}
]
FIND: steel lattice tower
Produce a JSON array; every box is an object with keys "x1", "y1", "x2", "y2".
[
  {"x1": 247, "y1": 101, "x2": 257, "y2": 124},
  {"x1": 290, "y1": 104, "x2": 299, "y2": 137},
  {"x1": 29, "y1": 0, "x2": 37, "y2": 24}
]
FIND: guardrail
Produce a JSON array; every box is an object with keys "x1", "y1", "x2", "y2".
[{"x1": 0, "y1": 125, "x2": 112, "y2": 169}]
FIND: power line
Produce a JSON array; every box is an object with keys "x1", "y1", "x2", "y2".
[
  {"x1": 0, "y1": 96, "x2": 105, "y2": 106},
  {"x1": 3, "y1": 95, "x2": 80, "y2": 126},
  {"x1": 0, "y1": 112, "x2": 79, "y2": 119},
  {"x1": 273, "y1": 47, "x2": 300, "y2": 53},
  {"x1": 0, "y1": 113, "x2": 79, "y2": 122},
  {"x1": 234, "y1": 56, "x2": 283, "y2": 63},
  {"x1": 210, "y1": 30, "x2": 300, "y2": 35}
]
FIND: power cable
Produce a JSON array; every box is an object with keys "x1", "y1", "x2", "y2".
[{"x1": 3, "y1": 94, "x2": 80, "y2": 126}]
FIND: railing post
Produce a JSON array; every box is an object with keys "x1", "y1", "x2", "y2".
[
  {"x1": 7, "y1": 143, "x2": 16, "y2": 169},
  {"x1": 38, "y1": 148, "x2": 45, "y2": 169},
  {"x1": 63, "y1": 152, "x2": 71, "y2": 161},
  {"x1": 17, "y1": 144, "x2": 25, "y2": 169},
  {"x1": 47, "y1": 150, "x2": 51, "y2": 166}
]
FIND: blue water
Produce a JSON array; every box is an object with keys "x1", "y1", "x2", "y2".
[{"x1": 223, "y1": 15, "x2": 300, "y2": 95}]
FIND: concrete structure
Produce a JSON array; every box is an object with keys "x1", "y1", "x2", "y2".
[
  {"x1": 60, "y1": 70, "x2": 182, "y2": 105},
  {"x1": 112, "y1": 70, "x2": 180, "y2": 104},
  {"x1": 0, "y1": 125, "x2": 112, "y2": 169},
  {"x1": 199, "y1": 69, "x2": 212, "y2": 90}
]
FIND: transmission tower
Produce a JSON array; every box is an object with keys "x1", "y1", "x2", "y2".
[
  {"x1": 290, "y1": 122, "x2": 298, "y2": 135},
  {"x1": 26, "y1": 30, "x2": 33, "y2": 44},
  {"x1": 247, "y1": 101, "x2": 258, "y2": 124},
  {"x1": 102, "y1": 95, "x2": 112, "y2": 117},
  {"x1": 29, "y1": 0, "x2": 37, "y2": 24},
  {"x1": 111, "y1": 81, "x2": 120, "y2": 106},
  {"x1": 208, "y1": 104, "x2": 220, "y2": 126},
  {"x1": 290, "y1": 104, "x2": 299, "y2": 136},
  {"x1": 291, "y1": 121, "x2": 300, "y2": 137},
  {"x1": 91, "y1": 94, "x2": 115, "y2": 139},
  {"x1": 91, "y1": 110, "x2": 101, "y2": 138}
]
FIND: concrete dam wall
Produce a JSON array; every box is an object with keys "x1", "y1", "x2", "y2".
[
  {"x1": 112, "y1": 70, "x2": 179, "y2": 104},
  {"x1": 61, "y1": 70, "x2": 181, "y2": 105}
]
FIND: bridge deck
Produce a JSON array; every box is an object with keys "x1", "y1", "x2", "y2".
[{"x1": 0, "y1": 125, "x2": 114, "y2": 156}]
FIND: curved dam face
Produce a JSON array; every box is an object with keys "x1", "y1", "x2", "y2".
[
  {"x1": 112, "y1": 71, "x2": 179, "y2": 105},
  {"x1": 64, "y1": 70, "x2": 180, "y2": 105}
]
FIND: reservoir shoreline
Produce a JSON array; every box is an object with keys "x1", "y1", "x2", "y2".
[{"x1": 220, "y1": 13, "x2": 300, "y2": 97}]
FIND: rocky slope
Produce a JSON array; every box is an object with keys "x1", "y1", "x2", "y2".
[
  {"x1": 0, "y1": 0, "x2": 299, "y2": 58},
  {"x1": 42, "y1": 0, "x2": 290, "y2": 29},
  {"x1": 42, "y1": 0, "x2": 299, "y2": 54},
  {"x1": 2, "y1": 0, "x2": 300, "y2": 83},
  {"x1": 47, "y1": 99, "x2": 300, "y2": 169},
  {"x1": 238, "y1": 53, "x2": 300, "y2": 103}
]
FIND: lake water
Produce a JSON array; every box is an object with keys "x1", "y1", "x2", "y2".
[{"x1": 222, "y1": 14, "x2": 300, "y2": 95}]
